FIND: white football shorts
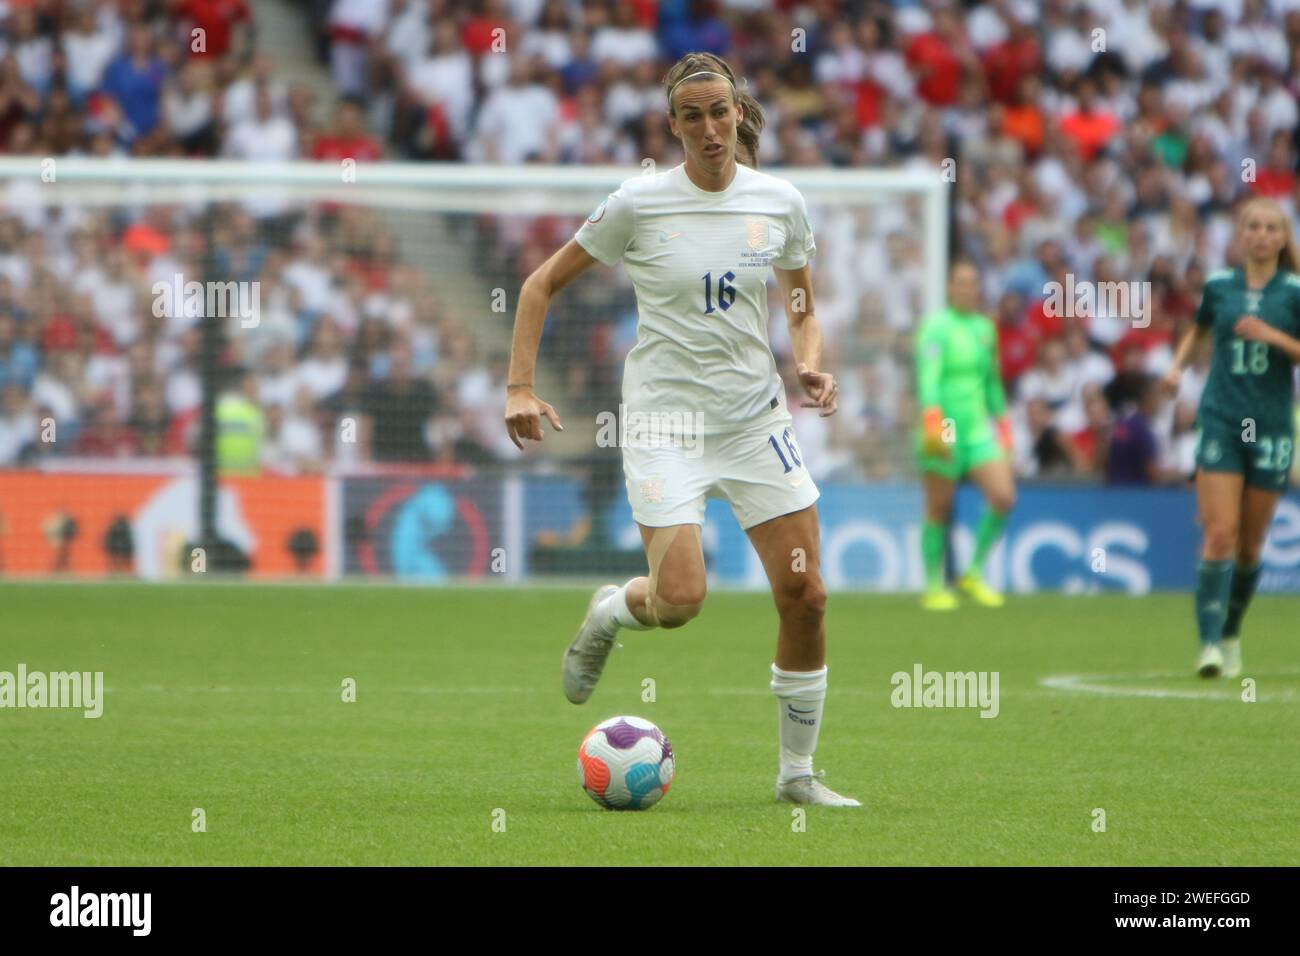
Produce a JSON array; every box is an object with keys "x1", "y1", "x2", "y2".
[{"x1": 622, "y1": 412, "x2": 820, "y2": 530}]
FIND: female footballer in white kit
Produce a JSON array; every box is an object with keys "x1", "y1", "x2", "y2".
[{"x1": 505, "y1": 53, "x2": 858, "y2": 807}]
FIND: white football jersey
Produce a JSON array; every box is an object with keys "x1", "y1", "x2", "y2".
[{"x1": 574, "y1": 162, "x2": 816, "y2": 434}]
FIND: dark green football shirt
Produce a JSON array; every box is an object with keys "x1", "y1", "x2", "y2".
[{"x1": 1194, "y1": 267, "x2": 1300, "y2": 435}]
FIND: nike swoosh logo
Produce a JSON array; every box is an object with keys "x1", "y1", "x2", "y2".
[{"x1": 789, "y1": 707, "x2": 817, "y2": 714}]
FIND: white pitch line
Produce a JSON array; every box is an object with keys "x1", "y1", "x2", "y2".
[
  {"x1": 127, "y1": 685, "x2": 545, "y2": 695},
  {"x1": 106, "y1": 676, "x2": 1300, "y2": 704},
  {"x1": 1040, "y1": 672, "x2": 1300, "y2": 703}
]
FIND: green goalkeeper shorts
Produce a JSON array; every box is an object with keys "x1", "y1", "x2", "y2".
[{"x1": 917, "y1": 434, "x2": 1006, "y2": 480}]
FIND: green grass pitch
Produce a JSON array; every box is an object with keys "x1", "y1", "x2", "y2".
[{"x1": 1, "y1": 582, "x2": 1296, "y2": 866}]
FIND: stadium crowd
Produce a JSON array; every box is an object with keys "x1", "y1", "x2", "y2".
[
  {"x1": 0, "y1": 0, "x2": 513, "y2": 472},
  {"x1": 0, "y1": 199, "x2": 513, "y2": 470},
  {"x1": 2, "y1": 0, "x2": 1300, "y2": 485},
  {"x1": 312, "y1": 0, "x2": 1300, "y2": 484}
]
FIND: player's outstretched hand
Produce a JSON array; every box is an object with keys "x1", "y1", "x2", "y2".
[
  {"x1": 796, "y1": 363, "x2": 838, "y2": 417},
  {"x1": 505, "y1": 387, "x2": 564, "y2": 449},
  {"x1": 1160, "y1": 366, "x2": 1181, "y2": 396},
  {"x1": 1234, "y1": 315, "x2": 1276, "y2": 345}
]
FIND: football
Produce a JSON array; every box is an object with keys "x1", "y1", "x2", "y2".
[{"x1": 577, "y1": 716, "x2": 675, "y2": 810}]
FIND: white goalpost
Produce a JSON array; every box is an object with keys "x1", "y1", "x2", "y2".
[{"x1": 0, "y1": 158, "x2": 948, "y2": 585}]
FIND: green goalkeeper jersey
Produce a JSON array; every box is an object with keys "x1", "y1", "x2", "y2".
[
  {"x1": 915, "y1": 306, "x2": 1006, "y2": 446},
  {"x1": 1195, "y1": 267, "x2": 1300, "y2": 435}
]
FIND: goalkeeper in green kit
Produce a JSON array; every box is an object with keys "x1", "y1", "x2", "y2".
[{"x1": 914, "y1": 261, "x2": 1017, "y2": 610}]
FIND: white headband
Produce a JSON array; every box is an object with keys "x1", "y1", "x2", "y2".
[{"x1": 667, "y1": 70, "x2": 736, "y2": 107}]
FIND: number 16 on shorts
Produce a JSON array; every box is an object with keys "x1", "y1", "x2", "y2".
[{"x1": 768, "y1": 426, "x2": 806, "y2": 484}]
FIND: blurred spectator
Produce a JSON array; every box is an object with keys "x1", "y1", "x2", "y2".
[
  {"x1": 1059, "y1": 75, "x2": 1121, "y2": 163},
  {"x1": 224, "y1": 85, "x2": 297, "y2": 162},
  {"x1": 257, "y1": 337, "x2": 299, "y2": 409},
  {"x1": 904, "y1": 7, "x2": 971, "y2": 108},
  {"x1": 1017, "y1": 337, "x2": 1083, "y2": 433},
  {"x1": 1064, "y1": 325, "x2": 1114, "y2": 391},
  {"x1": 1104, "y1": 339, "x2": 1151, "y2": 416},
  {"x1": 173, "y1": 0, "x2": 252, "y2": 62},
  {"x1": 12, "y1": 5, "x2": 54, "y2": 96},
  {"x1": 365, "y1": 341, "x2": 437, "y2": 461},
  {"x1": 222, "y1": 53, "x2": 281, "y2": 128},
  {"x1": 996, "y1": 292, "x2": 1036, "y2": 391},
  {"x1": 223, "y1": 86, "x2": 298, "y2": 221},
  {"x1": 129, "y1": 378, "x2": 177, "y2": 456},
  {"x1": 214, "y1": 367, "x2": 264, "y2": 475},
  {"x1": 74, "y1": 398, "x2": 141, "y2": 458},
  {"x1": 31, "y1": 351, "x2": 83, "y2": 444},
  {"x1": 1072, "y1": 384, "x2": 1114, "y2": 476},
  {"x1": 163, "y1": 59, "x2": 218, "y2": 155},
  {"x1": 102, "y1": 23, "x2": 167, "y2": 143},
  {"x1": 311, "y1": 96, "x2": 383, "y2": 162},
  {"x1": 1105, "y1": 375, "x2": 1171, "y2": 485},
  {"x1": 467, "y1": 55, "x2": 560, "y2": 164},
  {"x1": 660, "y1": 0, "x2": 731, "y2": 64},
  {"x1": 0, "y1": 382, "x2": 37, "y2": 464},
  {"x1": 399, "y1": 18, "x2": 474, "y2": 158},
  {"x1": 0, "y1": 311, "x2": 38, "y2": 390},
  {"x1": 1013, "y1": 396, "x2": 1085, "y2": 478},
  {"x1": 61, "y1": 6, "x2": 120, "y2": 106},
  {"x1": 296, "y1": 319, "x2": 349, "y2": 403},
  {"x1": 328, "y1": 0, "x2": 388, "y2": 97},
  {"x1": 591, "y1": 0, "x2": 657, "y2": 66},
  {"x1": 982, "y1": 14, "x2": 1040, "y2": 106},
  {"x1": 325, "y1": 362, "x2": 371, "y2": 464},
  {"x1": 262, "y1": 385, "x2": 324, "y2": 474},
  {"x1": 0, "y1": 55, "x2": 41, "y2": 150}
]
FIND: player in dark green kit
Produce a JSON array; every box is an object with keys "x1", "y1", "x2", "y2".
[
  {"x1": 915, "y1": 260, "x2": 1016, "y2": 610},
  {"x1": 1165, "y1": 198, "x2": 1300, "y2": 678}
]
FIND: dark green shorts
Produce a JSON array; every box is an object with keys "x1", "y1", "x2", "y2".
[{"x1": 1195, "y1": 417, "x2": 1294, "y2": 491}]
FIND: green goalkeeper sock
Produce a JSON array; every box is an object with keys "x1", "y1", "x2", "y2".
[
  {"x1": 969, "y1": 510, "x2": 1008, "y2": 578},
  {"x1": 922, "y1": 520, "x2": 946, "y2": 592},
  {"x1": 1195, "y1": 559, "x2": 1234, "y2": 647},
  {"x1": 1222, "y1": 562, "x2": 1262, "y2": 639}
]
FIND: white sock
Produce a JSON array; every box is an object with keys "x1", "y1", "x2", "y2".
[
  {"x1": 770, "y1": 664, "x2": 827, "y2": 784},
  {"x1": 593, "y1": 581, "x2": 652, "y2": 634}
]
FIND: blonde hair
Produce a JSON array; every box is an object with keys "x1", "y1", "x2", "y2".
[
  {"x1": 664, "y1": 53, "x2": 765, "y2": 169},
  {"x1": 1236, "y1": 197, "x2": 1300, "y2": 272}
]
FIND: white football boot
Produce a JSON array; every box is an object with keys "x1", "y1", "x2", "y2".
[
  {"x1": 1196, "y1": 642, "x2": 1224, "y2": 678},
  {"x1": 775, "y1": 770, "x2": 862, "y2": 807},
  {"x1": 1221, "y1": 638, "x2": 1242, "y2": 679},
  {"x1": 562, "y1": 583, "x2": 620, "y2": 704}
]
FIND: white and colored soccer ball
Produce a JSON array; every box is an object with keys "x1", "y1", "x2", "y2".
[{"x1": 577, "y1": 716, "x2": 675, "y2": 810}]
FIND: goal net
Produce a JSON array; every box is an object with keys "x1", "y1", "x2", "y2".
[{"x1": 0, "y1": 158, "x2": 948, "y2": 586}]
